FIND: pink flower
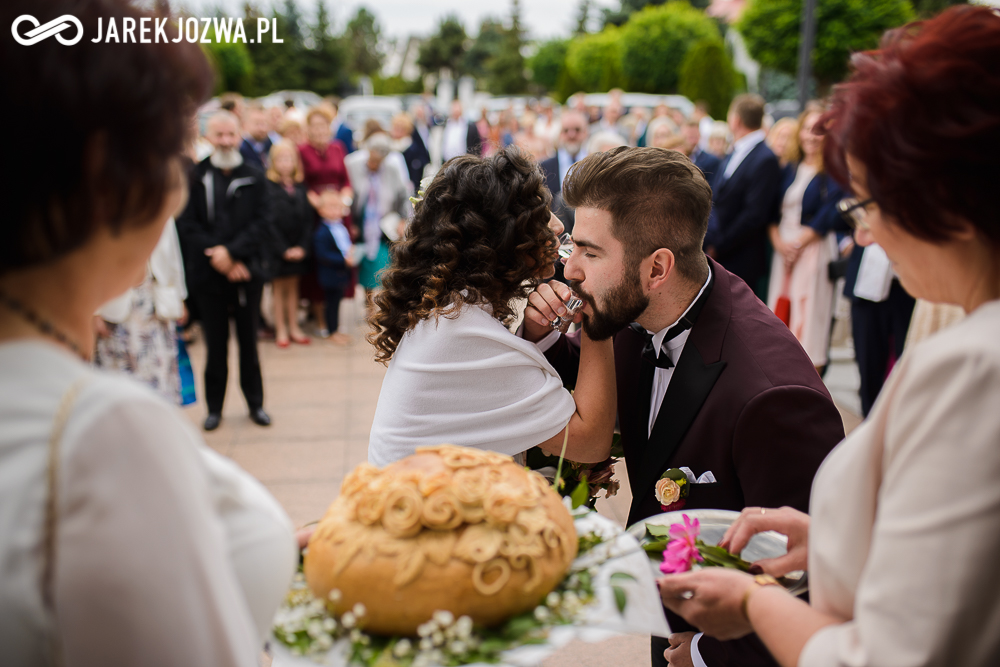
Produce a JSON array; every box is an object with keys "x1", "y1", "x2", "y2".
[{"x1": 659, "y1": 514, "x2": 704, "y2": 575}]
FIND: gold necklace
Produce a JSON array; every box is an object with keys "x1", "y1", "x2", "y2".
[{"x1": 0, "y1": 290, "x2": 89, "y2": 361}]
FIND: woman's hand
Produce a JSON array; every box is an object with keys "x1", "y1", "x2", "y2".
[
  {"x1": 769, "y1": 226, "x2": 793, "y2": 262},
  {"x1": 718, "y1": 506, "x2": 810, "y2": 577},
  {"x1": 523, "y1": 280, "x2": 582, "y2": 342},
  {"x1": 658, "y1": 569, "x2": 757, "y2": 640}
]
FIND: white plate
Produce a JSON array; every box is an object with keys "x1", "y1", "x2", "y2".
[{"x1": 627, "y1": 509, "x2": 807, "y2": 595}]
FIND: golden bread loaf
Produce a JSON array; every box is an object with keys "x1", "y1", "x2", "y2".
[{"x1": 304, "y1": 445, "x2": 578, "y2": 635}]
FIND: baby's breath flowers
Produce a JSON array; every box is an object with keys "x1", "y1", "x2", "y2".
[{"x1": 273, "y1": 530, "x2": 608, "y2": 665}]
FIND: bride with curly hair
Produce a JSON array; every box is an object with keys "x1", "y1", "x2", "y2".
[{"x1": 367, "y1": 147, "x2": 616, "y2": 467}]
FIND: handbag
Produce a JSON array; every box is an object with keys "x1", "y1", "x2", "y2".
[{"x1": 41, "y1": 379, "x2": 86, "y2": 666}]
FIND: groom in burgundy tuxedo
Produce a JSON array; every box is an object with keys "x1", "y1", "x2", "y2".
[{"x1": 522, "y1": 147, "x2": 844, "y2": 667}]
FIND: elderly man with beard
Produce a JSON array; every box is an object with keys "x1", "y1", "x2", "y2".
[
  {"x1": 522, "y1": 147, "x2": 844, "y2": 667},
  {"x1": 539, "y1": 110, "x2": 589, "y2": 231},
  {"x1": 176, "y1": 111, "x2": 272, "y2": 431}
]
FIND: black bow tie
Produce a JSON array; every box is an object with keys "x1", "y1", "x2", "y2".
[
  {"x1": 631, "y1": 322, "x2": 687, "y2": 369},
  {"x1": 631, "y1": 266, "x2": 716, "y2": 371}
]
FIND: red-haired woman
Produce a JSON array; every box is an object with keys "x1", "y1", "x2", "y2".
[{"x1": 657, "y1": 7, "x2": 1000, "y2": 667}]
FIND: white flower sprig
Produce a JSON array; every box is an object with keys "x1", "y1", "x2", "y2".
[
  {"x1": 408, "y1": 176, "x2": 434, "y2": 207},
  {"x1": 273, "y1": 529, "x2": 609, "y2": 665}
]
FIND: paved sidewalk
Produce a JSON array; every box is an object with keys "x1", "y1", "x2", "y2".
[{"x1": 183, "y1": 296, "x2": 862, "y2": 667}]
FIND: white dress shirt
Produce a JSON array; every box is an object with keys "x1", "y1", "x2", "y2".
[
  {"x1": 642, "y1": 272, "x2": 712, "y2": 437},
  {"x1": 442, "y1": 118, "x2": 468, "y2": 161},
  {"x1": 557, "y1": 147, "x2": 587, "y2": 189},
  {"x1": 721, "y1": 128, "x2": 766, "y2": 180}
]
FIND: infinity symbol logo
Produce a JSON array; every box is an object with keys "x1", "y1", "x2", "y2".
[{"x1": 11, "y1": 14, "x2": 84, "y2": 46}]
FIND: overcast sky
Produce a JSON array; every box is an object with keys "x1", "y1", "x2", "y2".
[{"x1": 174, "y1": 0, "x2": 609, "y2": 41}]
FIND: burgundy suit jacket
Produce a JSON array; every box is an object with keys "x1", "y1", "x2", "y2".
[{"x1": 544, "y1": 259, "x2": 844, "y2": 666}]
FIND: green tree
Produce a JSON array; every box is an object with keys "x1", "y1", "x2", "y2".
[
  {"x1": 243, "y1": 3, "x2": 299, "y2": 94},
  {"x1": 464, "y1": 18, "x2": 505, "y2": 80},
  {"x1": 488, "y1": 0, "x2": 528, "y2": 94},
  {"x1": 575, "y1": 0, "x2": 593, "y2": 34},
  {"x1": 566, "y1": 27, "x2": 624, "y2": 92},
  {"x1": 301, "y1": 0, "x2": 348, "y2": 96},
  {"x1": 678, "y1": 40, "x2": 740, "y2": 117},
  {"x1": 345, "y1": 7, "x2": 383, "y2": 80},
  {"x1": 737, "y1": 0, "x2": 914, "y2": 89},
  {"x1": 601, "y1": 0, "x2": 711, "y2": 28},
  {"x1": 619, "y1": 2, "x2": 721, "y2": 93},
  {"x1": 529, "y1": 38, "x2": 570, "y2": 91},
  {"x1": 912, "y1": 0, "x2": 964, "y2": 18},
  {"x1": 417, "y1": 15, "x2": 469, "y2": 78},
  {"x1": 204, "y1": 39, "x2": 255, "y2": 95}
]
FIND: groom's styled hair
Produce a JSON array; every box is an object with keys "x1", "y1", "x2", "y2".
[{"x1": 562, "y1": 147, "x2": 712, "y2": 284}]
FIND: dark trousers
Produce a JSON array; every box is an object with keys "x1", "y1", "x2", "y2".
[
  {"x1": 851, "y1": 280, "x2": 915, "y2": 417},
  {"x1": 323, "y1": 285, "x2": 344, "y2": 334},
  {"x1": 196, "y1": 280, "x2": 264, "y2": 413}
]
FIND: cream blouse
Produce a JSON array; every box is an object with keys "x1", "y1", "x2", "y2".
[
  {"x1": 801, "y1": 300, "x2": 1000, "y2": 667},
  {"x1": 0, "y1": 341, "x2": 297, "y2": 666}
]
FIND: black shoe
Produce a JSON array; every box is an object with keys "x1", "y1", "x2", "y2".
[
  {"x1": 203, "y1": 413, "x2": 222, "y2": 431},
  {"x1": 249, "y1": 407, "x2": 271, "y2": 426}
]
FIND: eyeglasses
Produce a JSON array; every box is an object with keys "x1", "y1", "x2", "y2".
[{"x1": 838, "y1": 197, "x2": 874, "y2": 231}]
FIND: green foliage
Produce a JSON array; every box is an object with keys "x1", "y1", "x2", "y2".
[
  {"x1": 678, "y1": 40, "x2": 740, "y2": 117},
  {"x1": 738, "y1": 0, "x2": 915, "y2": 87},
  {"x1": 244, "y1": 3, "x2": 305, "y2": 95},
  {"x1": 487, "y1": 0, "x2": 529, "y2": 94},
  {"x1": 464, "y1": 18, "x2": 506, "y2": 80},
  {"x1": 566, "y1": 27, "x2": 624, "y2": 92},
  {"x1": 529, "y1": 38, "x2": 571, "y2": 92},
  {"x1": 300, "y1": 0, "x2": 349, "y2": 96},
  {"x1": 912, "y1": 0, "x2": 965, "y2": 18},
  {"x1": 372, "y1": 75, "x2": 422, "y2": 95},
  {"x1": 575, "y1": 0, "x2": 593, "y2": 34},
  {"x1": 602, "y1": 0, "x2": 711, "y2": 28},
  {"x1": 619, "y1": 2, "x2": 721, "y2": 93},
  {"x1": 345, "y1": 7, "x2": 383, "y2": 79},
  {"x1": 417, "y1": 15, "x2": 469, "y2": 78},
  {"x1": 204, "y1": 38, "x2": 254, "y2": 95}
]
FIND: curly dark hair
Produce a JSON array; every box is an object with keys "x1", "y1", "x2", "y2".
[{"x1": 369, "y1": 146, "x2": 557, "y2": 364}]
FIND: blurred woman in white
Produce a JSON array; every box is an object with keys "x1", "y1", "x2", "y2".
[{"x1": 766, "y1": 104, "x2": 845, "y2": 370}]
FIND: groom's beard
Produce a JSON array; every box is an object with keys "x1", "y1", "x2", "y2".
[
  {"x1": 210, "y1": 147, "x2": 243, "y2": 170},
  {"x1": 570, "y1": 268, "x2": 649, "y2": 341}
]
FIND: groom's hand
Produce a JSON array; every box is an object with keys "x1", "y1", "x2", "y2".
[
  {"x1": 524, "y1": 281, "x2": 576, "y2": 342},
  {"x1": 664, "y1": 632, "x2": 696, "y2": 666}
]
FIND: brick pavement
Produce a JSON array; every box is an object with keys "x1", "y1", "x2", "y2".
[{"x1": 183, "y1": 296, "x2": 861, "y2": 667}]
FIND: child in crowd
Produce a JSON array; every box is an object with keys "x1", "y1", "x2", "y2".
[{"x1": 309, "y1": 189, "x2": 357, "y2": 345}]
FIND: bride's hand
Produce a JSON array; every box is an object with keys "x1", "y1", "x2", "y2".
[
  {"x1": 523, "y1": 281, "x2": 577, "y2": 342},
  {"x1": 718, "y1": 506, "x2": 810, "y2": 577}
]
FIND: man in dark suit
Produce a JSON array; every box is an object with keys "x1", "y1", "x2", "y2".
[
  {"x1": 682, "y1": 119, "x2": 722, "y2": 181},
  {"x1": 522, "y1": 147, "x2": 844, "y2": 667},
  {"x1": 176, "y1": 111, "x2": 272, "y2": 432},
  {"x1": 538, "y1": 110, "x2": 589, "y2": 231},
  {"x1": 704, "y1": 95, "x2": 781, "y2": 297},
  {"x1": 238, "y1": 103, "x2": 273, "y2": 172}
]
